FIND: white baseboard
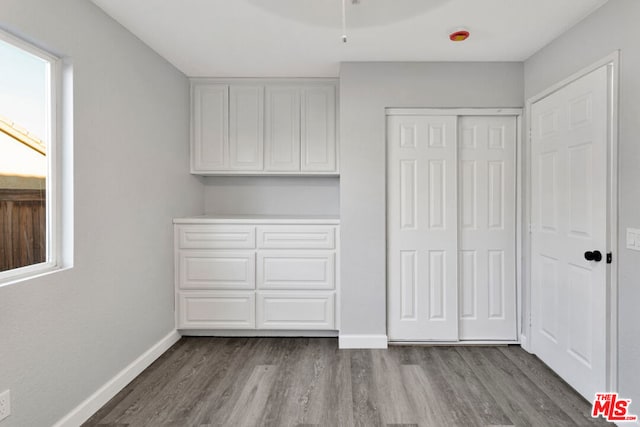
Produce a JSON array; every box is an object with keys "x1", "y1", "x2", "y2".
[
  {"x1": 180, "y1": 329, "x2": 338, "y2": 337},
  {"x1": 339, "y1": 334, "x2": 388, "y2": 349},
  {"x1": 520, "y1": 333, "x2": 531, "y2": 353},
  {"x1": 388, "y1": 340, "x2": 519, "y2": 346},
  {"x1": 53, "y1": 330, "x2": 181, "y2": 427}
]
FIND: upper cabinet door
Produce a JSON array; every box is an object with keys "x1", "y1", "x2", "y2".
[
  {"x1": 192, "y1": 85, "x2": 229, "y2": 172},
  {"x1": 301, "y1": 86, "x2": 337, "y2": 172},
  {"x1": 229, "y1": 86, "x2": 264, "y2": 170},
  {"x1": 265, "y1": 87, "x2": 301, "y2": 171}
]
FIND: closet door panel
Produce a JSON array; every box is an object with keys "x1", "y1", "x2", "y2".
[
  {"x1": 387, "y1": 115, "x2": 459, "y2": 341},
  {"x1": 458, "y1": 116, "x2": 517, "y2": 340}
]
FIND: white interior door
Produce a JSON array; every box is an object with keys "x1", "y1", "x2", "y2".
[
  {"x1": 387, "y1": 115, "x2": 459, "y2": 341},
  {"x1": 530, "y1": 66, "x2": 609, "y2": 400},
  {"x1": 459, "y1": 116, "x2": 518, "y2": 340}
]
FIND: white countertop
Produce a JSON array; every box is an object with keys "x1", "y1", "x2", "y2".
[{"x1": 174, "y1": 214, "x2": 340, "y2": 225}]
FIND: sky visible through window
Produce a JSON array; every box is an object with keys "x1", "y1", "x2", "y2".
[
  {"x1": 0, "y1": 38, "x2": 47, "y2": 137},
  {"x1": 0, "y1": 36, "x2": 50, "y2": 273},
  {"x1": 0, "y1": 38, "x2": 48, "y2": 178}
]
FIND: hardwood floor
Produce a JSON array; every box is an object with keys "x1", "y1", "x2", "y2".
[{"x1": 84, "y1": 338, "x2": 608, "y2": 427}]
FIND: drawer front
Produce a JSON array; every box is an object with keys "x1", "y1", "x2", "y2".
[
  {"x1": 257, "y1": 252, "x2": 335, "y2": 290},
  {"x1": 178, "y1": 291, "x2": 255, "y2": 329},
  {"x1": 179, "y1": 251, "x2": 255, "y2": 290},
  {"x1": 257, "y1": 292, "x2": 335, "y2": 329},
  {"x1": 177, "y1": 225, "x2": 256, "y2": 249},
  {"x1": 257, "y1": 226, "x2": 335, "y2": 249}
]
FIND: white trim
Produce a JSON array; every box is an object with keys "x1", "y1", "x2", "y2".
[
  {"x1": 190, "y1": 77, "x2": 338, "y2": 86},
  {"x1": 515, "y1": 114, "x2": 525, "y2": 350},
  {"x1": 519, "y1": 334, "x2": 529, "y2": 351},
  {"x1": 191, "y1": 171, "x2": 339, "y2": 177},
  {"x1": 339, "y1": 334, "x2": 388, "y2": 349},
  {"x1": 0, "y1": 27, "x2": 59, "y2": 62},
  {"x1": 0, "y1": 28, "x2": 70, "y2": 287},
  {"x1": 173, "y1": 216, "x2": 340, "y2": 225},
  {"x1": 606, "y1": 53, "x2": 620, "y2": 394},
  {"x1": 525, "y1": 52, "x2": 620, "y2": 106},
  {"x1": 52, "y1": 330, "x2": 181, "y2": 427},
  {"x1": 524, "y1": 51, "x2": 619, "y2": 392},
  {"x1": 180, "y1": 329, "x2": 338, "y2": 337},
  {"x1": 389, "y1": 340, "x2": 519, "y2": 346},
  {"x1": 386, "y1": 108, "x2": 522, "y2": 116}
]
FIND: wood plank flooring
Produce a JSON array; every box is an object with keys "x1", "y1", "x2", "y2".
[{"x1": 84, "y1": 338, "x2": 608, "y2": 427}]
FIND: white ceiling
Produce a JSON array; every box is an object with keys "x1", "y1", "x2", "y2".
[{"x1": 90, "y1": 0, "x2": 609, "y2": 77}]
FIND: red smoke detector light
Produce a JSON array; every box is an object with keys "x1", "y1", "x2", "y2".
[{"x1": 449, "y1": 30, "x2": 470, "y2": 42}]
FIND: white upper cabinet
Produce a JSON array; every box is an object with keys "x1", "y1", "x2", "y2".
[
  {"x1": 192, "y1": 85, "x2": 229, "y2": 172},
  {"x1": 229, "y1": 86, "x2": 264, "y2": 170},
  {"x1": 191, "y1": 80, "x2": 338, "y2": 175},
  {"x1": 301, "y1": 86, "x2": 337, "y2": 172},
  {"x1": 265, "y1": 87, "x2": 301, "y2": 171}
]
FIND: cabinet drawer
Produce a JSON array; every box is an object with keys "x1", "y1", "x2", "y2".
[
  {"x1": 257, "y1": 252, "x2": 335, "y2": 290},
  {"x1": 177, "y1": 225, "x2": 255, "y2": 249},
  {"x1": 257, "y1": 292, "x2": 335, "y2": 329},
  {"x1": 178, "y1": 291, "x2": 255, "y2": 329},
  {"x1": 178, "y1": 251, "x2": 255, "y2": 290},
  {"x1": 257, "y1": 226, "x2": 335, "y2": 249}
]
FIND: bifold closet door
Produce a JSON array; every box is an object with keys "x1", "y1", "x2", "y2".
[
  {"x1": 387, "y1": 114, "x2": 517, "y2": 342},
  {"x1": 458, "y1": 116, "x2": 517, "y2": 340},
  {"x1": 387, "y1": 115, "x2": 459, "y2": 341}
]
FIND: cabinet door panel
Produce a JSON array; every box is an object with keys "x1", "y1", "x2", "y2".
[
  {"x1": 301, "y1": 86, "x2": 336, "y2": 172},
  {"x1": 178, "y1": 251, "x2": 255, "y2": 290},
  {"x1": 257, "y1": 251, "x2": 335, "y2": 290},
  {"x1": 178, "y1": 291, "x2": 255, "y2": 329},
  {"x1": 192, "y1": 85, "x2": 228, "y2": 171},
  {"x1": 178, "y1": 225, "x2": 256, "y2": 249},
  {"x1": 257, "y1": 291, "x2": 335, "y2": 329},
  {"x1": 230, "y1": 86, "x2": 264, "y2": 170},
  {"x1": 257, "y1": 226, "x2": 335, "y2": 249},
  {"x1": 265, "y1": 87, "x2": 300, "y2": 171}
]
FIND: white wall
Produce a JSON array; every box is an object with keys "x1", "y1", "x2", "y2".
[
  {"x1": 203, "y1": 176, "x2": 339, "y2": 216},
  {"x1": 0, "y1": 1, "x2": 203, "y2": 426},
  {"x1": 524, "y1": 0, "x2": 640, "y2": 412},
  {"x1": 339, "y1": 62, "x2": 524, "y2": 337}
]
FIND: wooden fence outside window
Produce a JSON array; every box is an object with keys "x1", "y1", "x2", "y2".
[{"x1": 0, "y1": 188, "x2": 46, "y2": 272}]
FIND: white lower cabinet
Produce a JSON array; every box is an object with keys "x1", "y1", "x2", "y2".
[
  {"x1": 257, "y1": 251, "x2": 335, "y2": 290},
  {"x1": 174, "y1": 217, "x2": 339, "y2": 333},
  {"x1": 179, "y1": 291, "x2": 255, "y2": 329},
  {"x1": 257, "y1": 292, "x2": 335, "y2": 329},
  {"x1": 178, "y1": 251, "x2": 255, "y2": 290}
]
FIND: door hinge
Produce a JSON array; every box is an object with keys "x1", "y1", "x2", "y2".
[{"x1": 607, "y1": 252, "x2": 612, "y2": 264}]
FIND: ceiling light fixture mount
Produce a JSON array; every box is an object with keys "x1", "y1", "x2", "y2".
[
  {"x1": 341, "y1": 0, "x2": 361, "y2": 43},
  {"x1": 449, "y1": 29, "x2": 470, "y2": 42}
]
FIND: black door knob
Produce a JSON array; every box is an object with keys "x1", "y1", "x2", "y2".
[{"x1": 584, "y1": 250, "x2": 603, "y2": 262}]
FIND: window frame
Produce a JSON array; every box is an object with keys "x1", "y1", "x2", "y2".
[{"x1": 0, "y1": 29, "x2": 63, "y2": 285}]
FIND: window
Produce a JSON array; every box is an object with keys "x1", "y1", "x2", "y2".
[{"x1": 0, "y1": 30, "x2": 61, "y2": 282}]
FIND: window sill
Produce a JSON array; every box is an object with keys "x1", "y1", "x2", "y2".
[{"x1": 0, "y1": 263, "x2": 70, "y2": 288}]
